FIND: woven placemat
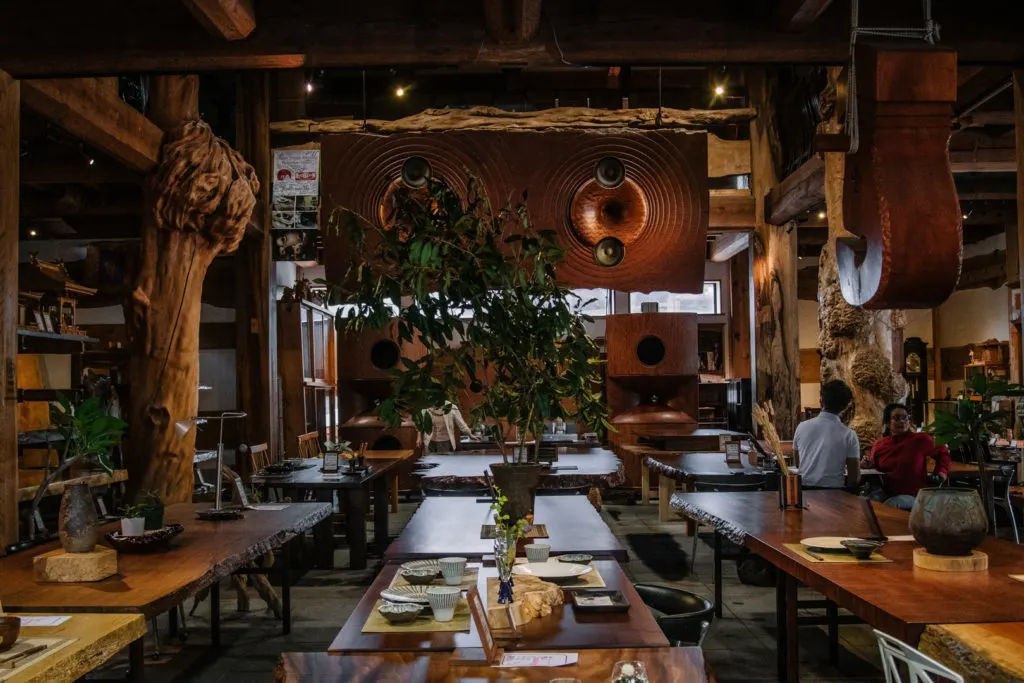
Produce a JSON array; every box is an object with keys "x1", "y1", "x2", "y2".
[
  {"x1": 0, "y1": 638, "x2": 76, "y2": 681},
  {"x1": 361, "y1": 599, "x2": 471, "y2": 634},
  {"x1": 784, "y1": 543, "x2": 891, "y2": 564},
  {"x1": 511, "y1": 559, "x2": 607, "y2": 589},
  {"x1": 481, "y1": 524, "x2": 548, "y2": 539},
  {"x1": 389, "y1": 566, "x2": 480, "y2": 590}
]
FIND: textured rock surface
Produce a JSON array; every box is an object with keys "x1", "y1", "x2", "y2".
[{"x1": 33, "y1": 547, "x2": 118, "y2": 583}]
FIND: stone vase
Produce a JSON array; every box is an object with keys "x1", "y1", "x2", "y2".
[
  {"x1": 909, "y1": 487, "x2": 988, "y2": 556},
  {"x1": 59, "y1": 483, "x2": 98, "y2": 553}
]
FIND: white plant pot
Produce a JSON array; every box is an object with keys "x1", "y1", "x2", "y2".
[{"x1": 120, "y1": 517, "x2": 146, "y2": 537}]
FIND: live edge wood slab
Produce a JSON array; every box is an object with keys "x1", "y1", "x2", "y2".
[
  {"x1": 0, "y1": 502, "x2": 331, "y2": 618},
  {"x1": 920, "y1": 621, "x2": 1024, "y2": 683},
  {"x1": 276, "y1": 648, "x2": 710, "y2": 683},
  {"x1": 7, "y1": 613, "x2": 145, "y2": 683}
]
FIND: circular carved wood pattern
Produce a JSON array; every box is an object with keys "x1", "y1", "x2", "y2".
[{"x1": 569, "y1": 177, "x2": 648, "y2": 247}]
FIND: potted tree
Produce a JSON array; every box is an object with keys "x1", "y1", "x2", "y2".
[
  {"x1": 29, "y1": 394, "x2": 128, "y2": 552},
  {"x1": 327, "y1": 176, "x2": 608, "y2": 520}
]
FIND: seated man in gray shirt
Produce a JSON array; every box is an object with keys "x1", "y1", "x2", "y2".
[{"x1": 792, "y1": 380, "x2": 860, "y2": 489}]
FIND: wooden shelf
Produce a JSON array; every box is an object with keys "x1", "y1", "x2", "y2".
[{"x1": 17, "y1": 469, "x2": 128, "y2": 503}]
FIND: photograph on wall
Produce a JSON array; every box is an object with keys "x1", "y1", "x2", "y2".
[
  {"x1": 272, "y1": 149, "x2": 320, "y2": 241},
  {"x1": 272, "y1": 228, "x2": 318, "y2": 262}
]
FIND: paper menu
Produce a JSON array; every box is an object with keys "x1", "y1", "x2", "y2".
[{"x1": 496, "y1": 653, "x2": 579, "y2": 668}]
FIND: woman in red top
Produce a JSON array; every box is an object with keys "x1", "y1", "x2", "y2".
[{"x1": 864, "y1": 404, "x2": 951, "y2": 510}]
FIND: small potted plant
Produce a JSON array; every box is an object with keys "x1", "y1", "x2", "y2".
[
  {"x1": 139, "y1": 490, "x2": 165, "y2": 531},
  {"x1": 119, "y1": 504, "x2": 147, "y2": 537}
]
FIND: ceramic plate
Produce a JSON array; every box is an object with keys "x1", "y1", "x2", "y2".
[
  {"x1": 379, "y1": 585, "x2": 431, "y2": 604},
  {"x1": 512, "y1": 561, "x2": 593, "y2": 581},
  {"x1": 400, "y1": 559, "x2": 441, "y2": 574},
  {"x1": 801, "y1": 537, "x2": 860, "y2": 553}
]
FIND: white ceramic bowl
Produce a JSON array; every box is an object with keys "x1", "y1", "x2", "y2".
[{"x1": 512, "y1": 561, "x2": 593, "y2": 582}]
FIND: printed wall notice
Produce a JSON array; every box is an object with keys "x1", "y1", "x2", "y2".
[
  {"x1": 272, "y1": 148, "x2": 321, "y2": 262},
  {"x1": 273, "y1": 149, "x2": 320, "y2": 198}
]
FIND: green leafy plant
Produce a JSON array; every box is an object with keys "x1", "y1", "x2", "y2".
[
  {"x1": 325, "y1": 175, "x2": 608, "y2": 464},
  {"x1": 490, "y1": 486, "x2": 534, "y2": 536},
  {"x1": 141, "y1": 490, "x2": 163, "y2": 505},
  {"x1": 323, "y1": 439, "x2": 352, "y2": 453},
  {"x1": 119, "y1": 504, "x2": 147, "y2": 519},
  {"x1": 926, "y1": 373, "x2": 1024, "y2": 458}
]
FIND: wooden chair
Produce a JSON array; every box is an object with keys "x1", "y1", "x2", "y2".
[
  {"x1": 874, "y1": 629, "x2": 963, "y2": 683},
  {"x1": 248, "y1": 443, "x2": 271, "y2": 473},
  {"x1": 297, "y1": 432, "x2": 323, "y2": 459}
]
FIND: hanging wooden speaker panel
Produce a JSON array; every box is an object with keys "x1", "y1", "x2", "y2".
[{"x1": 321, "y1": 130, "x2": 708, "y2": 292}]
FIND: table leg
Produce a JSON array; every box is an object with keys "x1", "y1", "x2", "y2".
[
  {"x1": 210, "y1": 580, "x2": 221, "y2": 647},
  {"x1": 390, "y1": 473, "x2": 400, "y2": 513},
  {"x1": 775, "y1": 571, "x2": 799, "y2": 683},
  {"x1": 658, "y1": 475, "x2": 675, "y2": 522},
  {"x1": 373, "y1": 476, "x2": 390, "y2": 556},
  {"x1": 282, "y1": 539, "x2": 292, "y2": 635},
  {"x1": 168, "y1": 607, "x2": 178, "y2": 638},
  {"x1": 312, "y1": 514, "x2": 334, "y2": 570},
  {"x1": 641, "y1": 460, "x2": 650, "y2": 505},
  {"x1": 128, "y1": 636, "x2": 145, "y2": 683},
  {"x1": 342, "y1": 488, "x2": 369, "y2": 570},
  {"x1": 827, "y1": 600, "x2": 839, "y2": 665},
  {"x1": 713, "y1": 531, "x2": 723, "y2": 619}
]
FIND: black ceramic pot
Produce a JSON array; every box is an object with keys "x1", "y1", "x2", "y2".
[
  {"x1": 490, "y1": 463, "x2": 541, "y2": 523},
  {"x1": 909, "y1": 487, "x2": 988, "y2": 556}
]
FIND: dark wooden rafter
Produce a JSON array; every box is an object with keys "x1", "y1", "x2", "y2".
[
  {"x1": 482, "y1": 0, "x2": 542, "y2": 44},
  {"x1": 0, "y1": 69, "x2": 18, "y2": 553},
  {"x1": 709, "y1": 232, "x2": 750, "y2": 262},
  {"x1": 21, "y1": 78, "x2": 163, "y2": 173},
  {"x1": 767, "y1": 154, "x2": 824, "y2": 224},
  {"x1": 180, "y1": 0, "x2": 256, "y2": 41},
  {"x1": 776, "y1": 0, "x2": 834, "y2": 31}
]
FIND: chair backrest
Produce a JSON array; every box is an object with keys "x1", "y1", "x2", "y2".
[
  {"x1": 297, "y1": 432, "x2": 322, "y2": 459},
  {"x1": 874, "y1": 629, "x2": 963, "y2": 683},
  {"x1": 248, "y1": 443, "x2": 270, "y2": 473}
]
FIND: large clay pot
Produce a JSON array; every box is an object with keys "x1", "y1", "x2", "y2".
[
  {"x1": 909, "y1": 487, "x2": 988, "y2": 556},
  {"x1": 59, "y1": 483, "x2": 98, "y2": 553},
  {"x1": 490, "y1": 463, "x2": 542, "y2": 523}
]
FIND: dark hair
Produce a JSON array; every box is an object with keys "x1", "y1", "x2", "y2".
[
  {"x1": 881, "y1": 403, "x2": 909, "y2": 437},
  {"x1": 820, "y1": 380, "x2": 853, "y2": 414}
]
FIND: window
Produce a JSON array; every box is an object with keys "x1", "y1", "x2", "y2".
[
  {"x1": 331, "y1": 299, "x2": 399, "y2": 319},
  {"x1": 630, "y1": 281, "x2": 721, "y2": 315},
  {"x1": 567, "y1": 288, "x2": 611, "y2": 317}
]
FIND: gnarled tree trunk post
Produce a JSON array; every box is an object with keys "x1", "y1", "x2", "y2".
[
  {"x1": 817, "y1": 69, "x2": 907, "y2": 452},
  {"x1": 126, "y1": 76, "x2": 259, "y2": 502}
]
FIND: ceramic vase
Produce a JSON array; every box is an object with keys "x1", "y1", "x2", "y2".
[
  {"x1": 59, "y1": 483, "x2": 98, "y2": 553},
  {"x1": 909, "y1": 487, "x2": 988, "y2": 556},
  {"x1": 490, "y1": 463, "x2": 541, "y2": 523}
]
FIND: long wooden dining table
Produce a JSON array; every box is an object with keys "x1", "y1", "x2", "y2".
[
  {"x1": 384, "y1": 495, "x2": 627, "y2": 561},
  {"x1": 671, "y1": 489, "x2": 1024, "y2": 683}
]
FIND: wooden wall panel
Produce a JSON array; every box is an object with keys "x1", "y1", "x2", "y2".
[
  {"x1": 799, "y1": 348, "x2": 821, "y2": 383},
  {"x1": 0, "y1": 70, "x2": 17, "y2": 551},
  {"x1": 729, "y1": 249, "x2": 752, "y2": 378}
]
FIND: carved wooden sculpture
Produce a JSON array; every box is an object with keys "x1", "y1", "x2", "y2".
[
  {"x1": 837, "y1": 44, "x2": 962, "y2": 309},
  {"x1": 126, "y1": 115, "x2": 259, "y2": 503}
]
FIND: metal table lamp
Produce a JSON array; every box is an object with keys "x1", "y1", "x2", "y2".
[{"x1": 175, "y1": 411, "x2": 247, "y2": 520}]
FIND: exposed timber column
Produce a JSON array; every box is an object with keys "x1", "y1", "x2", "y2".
[
  {"x1": 817, "y1": 68, "x2": 907, "y2": 450},
  {"x1": 749, "y1": 69, "x2": 801, "y2": 438},
  {"x1": 1015, "y1": 71, "x2": 1024, "y2": 390},
  {"x1": 235, "y1": 71, "x2": 275, "y2": 468},
  {"x1": 126, "y1": 74, "x2": 259, "y2": 502},
  {"x1": 0, "y1": 70, "x2": 19, "y2": 551}
]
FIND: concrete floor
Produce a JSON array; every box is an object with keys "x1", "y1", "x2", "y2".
[{"x1": 88, "y1": 499, "x2": 886, "y2": 683}]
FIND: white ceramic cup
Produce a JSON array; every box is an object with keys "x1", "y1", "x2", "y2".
[
  {"x1": 438, "y1": 557, "x2": 468, "y2": 586},
  {"x1": 525, "y1": 543, "x2": 551, "y2": 563},
  {"x1": 427, "y1": 586, "x2": 461, "y2": 622}
]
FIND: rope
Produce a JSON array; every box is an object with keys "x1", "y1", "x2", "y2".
[{"x1": 845, "y1": 0, "x2": 940, "y2": 154}]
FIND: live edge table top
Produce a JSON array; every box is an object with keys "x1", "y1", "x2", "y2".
[
  {"x1": 384, "y1": 495, "x2": 626, "y2": 561},
  {"x1": 0, "y1": 502, "x2": 331, "y2": 618},
  {"x1": 251, "y1": 455, "x2": 408, "y2": 489},
  {"x1": 671, "y1": 490, "x2": 1024, "y2": 641}
]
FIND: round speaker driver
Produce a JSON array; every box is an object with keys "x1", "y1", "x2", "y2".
[
  {"x1": 593, "y1": 236, "x2": 625, "y2": 267},
  {"x1": 595, "y1": 157, "x2": 626, "y2": 189},
  {"x1": 401, "y1": 157, "x2": 432, "y2": 188}
]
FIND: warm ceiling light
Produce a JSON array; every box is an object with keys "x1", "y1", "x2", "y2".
[
  {"x1": 28, "y1": 229, "x2": 37, "y2": 237},
  {"x1": 962, "y1": 213, "x2": 968, "y2": 220},
  {"x1": 713, "y1": 84, "x2": 725, "y2": 96},
  {"x1": 817, "y1": 211, "x2": 826, "y2": 219},
  {"x1": 88, "y1": 158, "x2": 95, "y2": 166},
  {"x1": 395, "y1": 86, "x2": 406, "y2": 97},
  {"x1": 305, "y1": 81, "x2": 314, "y2": 93}
]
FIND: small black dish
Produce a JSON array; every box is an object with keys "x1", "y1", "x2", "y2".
[{"x1": 569, "y1": 589, "x2": 630, "y2": 613}]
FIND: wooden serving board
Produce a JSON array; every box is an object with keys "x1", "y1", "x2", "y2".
[{"x1": 913, "y1": 548, "x2": 988, "y2": 572}]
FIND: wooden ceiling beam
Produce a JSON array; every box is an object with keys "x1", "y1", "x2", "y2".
[
  {"x1": 777, "y1": 0, "x2": 835, "y2": 31},
  {"x1": 766, "y1": 155, "x2": 825, "y2": 225},
  {"x1": 181, "y1": 0, "x2": 256, "y2": 41},
  {"x1": 21, "y1": 79, "x2": 163, "y2": 173},
  {"x1": 710, "y1": 232, "x2": 750, "y2": 262},
  {"x1": 709, "y1": 189, "x2": 755, "y2": 230},
  {"x1": 949, "y1": 147, "x2": 1016, "y2": 173},
  {"x1": 482, "y1": 0, "x2": 542, "y2": 45}
]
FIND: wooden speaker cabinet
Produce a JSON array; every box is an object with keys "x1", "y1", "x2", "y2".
[
  {"x1": 605, "y1": 313, "x2": 699, "y2": 486},
  {"x1": 321, "y1": 129, "x2": 708, "y2": 293}
]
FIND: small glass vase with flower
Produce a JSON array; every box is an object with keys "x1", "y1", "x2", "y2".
[{"x1": 490, "y1": 486, "x2": 534, "y2": 605}]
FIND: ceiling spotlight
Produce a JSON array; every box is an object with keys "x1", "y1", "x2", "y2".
[
  {"x1": 714, "y1": 84, "x2": 725, "y2": 96},
  {"x1": 28, "y1": 229, "x2": 37, "y2": 237},
  {"x1": 817, "y1": 211, "x2": 826, "y2": 219},
  {"x1": 88, "y1": 158, "x2": 95, "y2": 166},
  {"x1": 395, "y1": 86, "x2": 406, "y2": 97},
  {"x1": 962, "y1": 213, "x2": 968, "y2": 220},
  {"x1": 305, "y1": 81, "x2": 313, "y2": 93}
]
